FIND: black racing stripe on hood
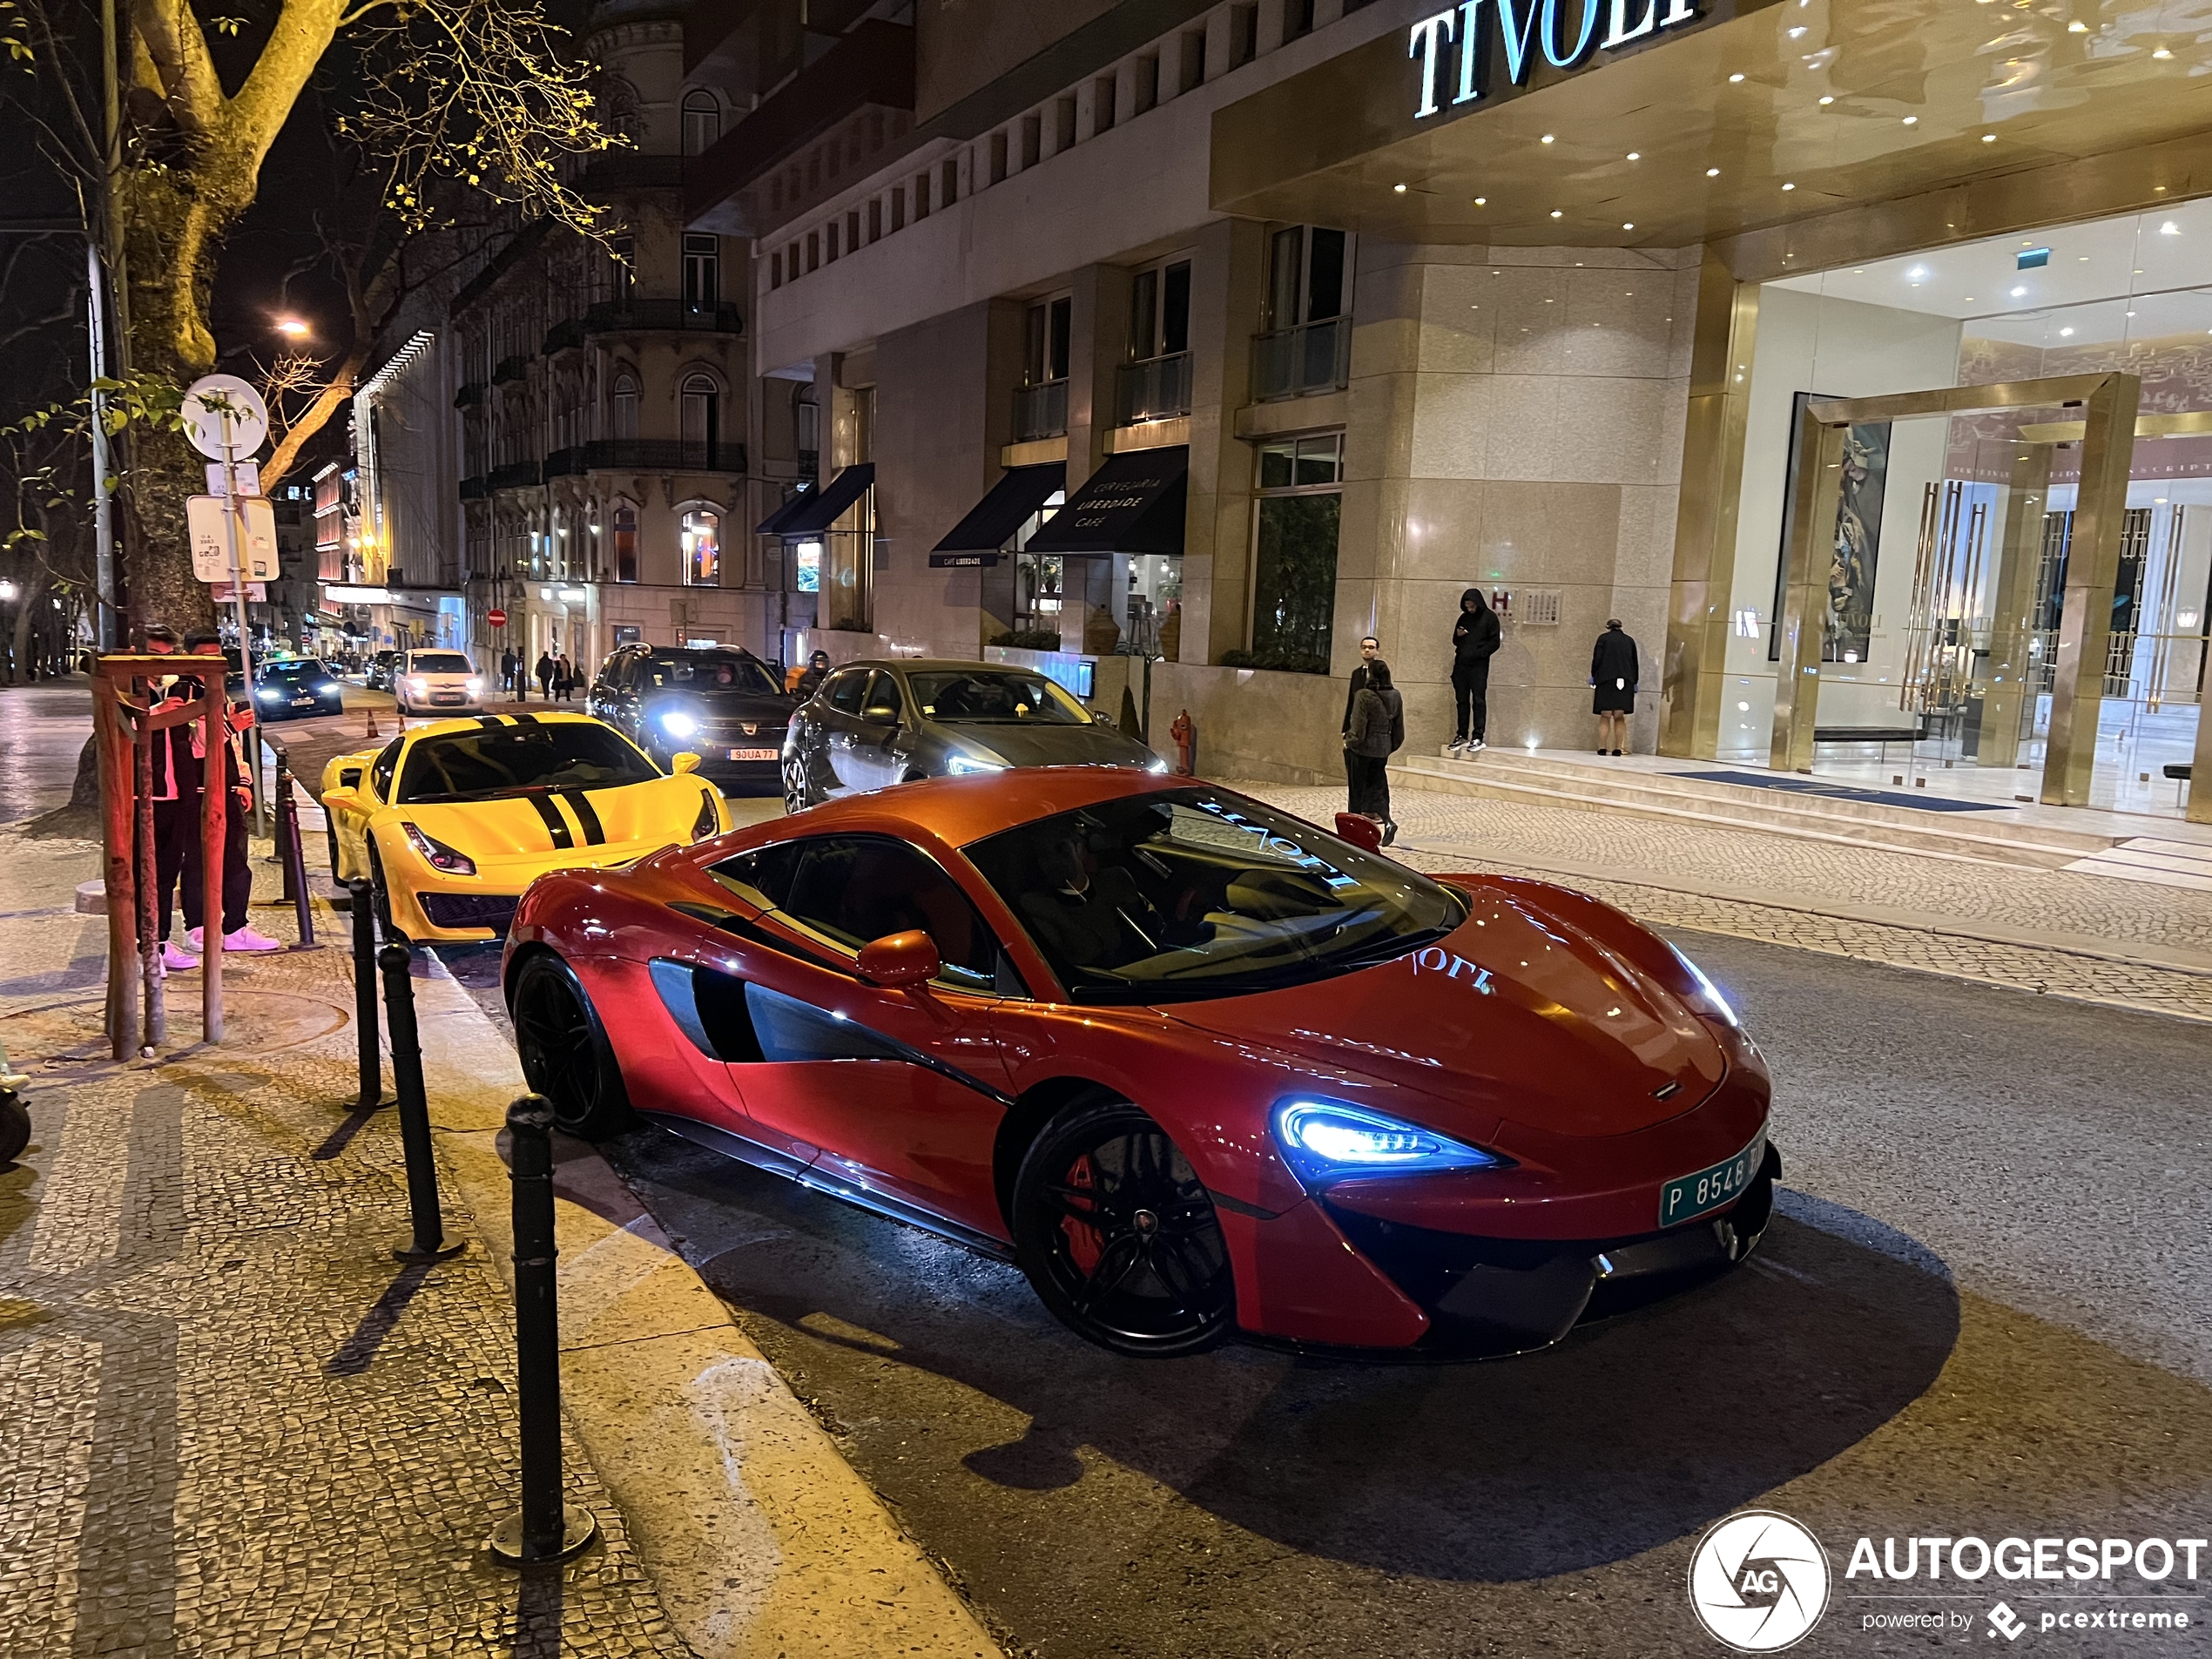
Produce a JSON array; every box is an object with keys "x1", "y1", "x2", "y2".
[
  {"x1": 563, "y1": 789, "x2": 606, "y2": 845},
  {"x1": 525, "y1": 792, "x2": 574, "y2": 849}
]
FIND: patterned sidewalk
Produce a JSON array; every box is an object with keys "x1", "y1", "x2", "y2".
[
  {"x1": 0, "y1": 833, "x2": 691, "y2": 1657},
  {"x1": 1240, "y1": 781, "x2": 2212, "y2": 1025}
]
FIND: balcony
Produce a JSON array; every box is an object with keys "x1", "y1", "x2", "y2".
[
  {"x1": 582, "y1": 299, "x2": 744, "y2": 336},
  {"x1": 459, "y1": 475, "x2": 489, "y2": 502},
  {"x1": 542, "y1": 440, "x2": 746, "y2": 476},
  {"x1": 454, "y1": 381, "x2": 485, "y2": 409},
  {"x1": 542, "y1": 318, "x2": 588, "y2": 355},
  {"x1": 1252, "y1": 318, "x2": 1352, "y2": 402},
  {"x1": 491, "y1": 354, "x2": 531, "y2": 385},
  {"x1": 1117, "y1": 352, "x2": 1192, "y2": 427},
  {"x1": 1013, "y1": 378, "x2": 1068, "y2": 442},
  {"x1": 487, "y1": 460, "x2": 542, "y2": 491}
]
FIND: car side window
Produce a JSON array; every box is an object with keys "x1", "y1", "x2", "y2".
[
  {"x1": 718, "y1": 834, "x2": 1006, "y2": 994},
  {"x1": 862, "y1": 671, "x2": 903, "y2": 725},
  {"x1": 826, "y1": 669, "x2": 869, "y2": 716},
  {"x1": 369, "y1": 739, "x2": 402, "y2": 802}
]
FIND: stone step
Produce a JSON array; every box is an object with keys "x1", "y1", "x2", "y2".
[
  {"x1": 2062, "y1": 838, "x2": 2212, "y2": 891},
  {"x1": 1393, "y1": 749, "x2": 2122, "y2": 869}
]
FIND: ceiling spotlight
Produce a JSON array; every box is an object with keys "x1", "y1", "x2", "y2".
[
  {"x1": 1982, "y1": 133, "x2": 1997, "y2": 142},
  {"x1": 1782, "y1": 182, "x2": 1796, "y2": 190},
  {"x1": 2010, "y1": 285, "x2": 2027, "y2": 296},
  {"x1": 2161, "y1": 220, "x2": 2181, "y2": 234},
  {"x1": 1474, "y1": 196, "x2": 1487, "y2": 205},
  {"x1": 1906, "y1": 264, "x2": 1930, "y2": 283},
  {"x1": 2067, "y1": 17, "x2": 2087, "y2": 28},
  {"x1": 1622, "y1": 222, "x2": 1635, "y2": 230},
  {"x1": 2127, "y1": 309, "x2": 2137, "y2": 317},
  {"x1": 1394, "y1": 182, "x2": 1408, "y2": 192},
  {"x1": 2060, "y1": 327, "x2": 2075, "y2": 336},
  {"x1": 1551, "y1": 209, "x2": 1564, "y2": 218},
  {"x1": 1902, "y1": 115, "x2": 1919, "y2": 125},
  {"x1": 276, "y1": 316, "x2": 310, "y2": 338},
  {"x1": 1818, "y1": 94, "x2": 1835, "y2": 104},
  {"x1": 1541, "y1": 133, "x2": 1556, "y2": 143},
  {"x1": 1729, "y1": 72, "x2": 1745, "y2": 82},
  {"x1": 1706, "y1": 166, "x2": 1721, "y2": 176},
  {"x1": 2153, "y1": 45, "x2": 2172, "y2": 57}
]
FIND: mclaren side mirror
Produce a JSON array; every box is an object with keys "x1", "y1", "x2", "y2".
[
  {"x1": 670, "y1": 752, "x2": 703, "y2": 775},
  {"x1": 857, "y1": 928, "x2": 940, "y2": 988}
]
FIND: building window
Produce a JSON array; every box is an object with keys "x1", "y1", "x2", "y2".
[
  {"x1": 613, "y1": 503, "x2": 638, "y2": 583},
  {"x1": 771, "y1": 251, "x2": 783, "y2": 289},
  {"x1": 890, "y1": 188, "x2": 906, "y2": 232},
  {"x1": 680, "y1": 374, "x2": 720, "y2": 467},
  {"x1": 846, "y1": 209, "x2": 860, "y2": 251},
  {"x1": 1015, "y1": 293, "x2": 1072, "y2": 441},
  {"x1": 867, "y1": 199, "x2": 881, "y2": 241},
  {"x1": 940, "y1": 156, "x2": 959, "y2": 206},
  {"x1": 1245, "y1": 432, "x2": 1345, "y2": 675},
  {"x1": 683, "y1": 508, "x2": 721, "y2": 586},
  {"x1": 806, "y1": 230, "x2": 819, "y2": 272},
  {"x1": 1285, "y1": 0, "x2": 1316, "y2": 40},
  {"x1": 1257, "y1": 226, "x2": 1354, "y2": 400},
  {"x1": 610, "y1": 235, "x2": 634, "y2": 303},
  {"x1": 682, "y1": 90, "x2": 719, "y2": 157},
  {"x1": 914, "y1": 173, "x2": 931, "y2": 219},
  {"x1": 826, "y1": 221, "x2": 840, "y2": 262},
  {"x1": 610, "y1": 373, "x2": 638, "y2": 441},
  {"x1": 684, "y1": 233, "x2": 719, "y2": 312},
  {"x1": 1131, "y1": 256, "x2": 1192, "y2": 359}
]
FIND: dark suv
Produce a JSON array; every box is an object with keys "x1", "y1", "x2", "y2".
[{"x1": 586, "y1": 644, "x2": 795, "y2": 794}]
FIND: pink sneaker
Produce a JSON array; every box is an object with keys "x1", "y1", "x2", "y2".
[
  {"x1": 185, "y1": 926, "x2": 205, "y2": 951},
  {"x1": 222, "y1": 926, "x2": 284, "y2": 953},
  {"x1": 161, "y1": 941, "x2": 199, "y2": 972}
]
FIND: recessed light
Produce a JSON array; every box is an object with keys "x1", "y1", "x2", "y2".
[
  {"x1": 1474, "y1": 196, "x2": 1487, "y2": 205},
  {"x1": 2161, "y1": 220, "x2": 2181, "y2": 234},
  {"x1": 2126, "y1": 309, "x2": 2137, "y2": 317},
  {"x1": 1853, "y1": 267, "x2": 1865, "y2": 273},
  {"x1": 2079, "y1": 255, "x2": 2090, "y2": 261},
  {"x1": 1707, "y1": 166, "x2": 1721, "y2": 176},
  {"x1": 1627, "y1": 151, "x2": 1641, "y2": 160},
  {"x1": 2010, "y1": 285, "x2": 2027, "y2": 297},
  {"x1": 1902, "y1": 115, "x2": 1919, "y2": 125},
  {"x1": 1729, "y1": 72, "x2": 1744, "y2": 82},
  {"x1": 2068, "y1": 17, "x2": 2087, "y2": 28},
  {"x1": 1818, "y1": 94, "x2": 1835, "y2": 104},
  {"x1": 1394, "y1": 183, "x2": 1408, "y2": 192},
  {"x1": 2060, "y1": 327, "x2": 2074, "y2": 336},
  {"x1": 1782, "y1": 182, "x2": 1796, "y2": 190},
  {"x1": 1622, "y1": 222, "x2": 1635, "y2": 230},
  {"x1": 1982, "y1": 133, "x2": 1997, "y2": 142},
  {"x1": 1906, "y1": 264, "x2": 1929, "y2": 282},
  {"x1": 2153, "y1": 46, "x2": 2172, "y2": 57},
  {"x1": 1541, "y1": 133, "x2": 1556, "y2": 143},
  {"x1": 2155, "y1": 497, "x2": 2168, "y2": 503},
  {"x1": 1787, "y1": 24, "x2": 1806, "y2": 35},
  {"x1": 1551, "y1": 209, "x2": 1563, "y2": 218},
  {"x1": 1964, "y1": 296, "x2": 1974, "y2": 301}
]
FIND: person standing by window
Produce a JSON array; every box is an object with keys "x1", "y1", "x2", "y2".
[
  {"x1": 1590, "y1": 618, "x2": 1639, "y2": 755},
  {"x1": 1345, "y1": 658, "x2": 1403, "y2": 846},
  {"x1": 1448, "y1": 589, "x2": 1501, "y2": 754}
]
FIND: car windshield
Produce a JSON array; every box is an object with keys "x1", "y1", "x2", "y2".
[
  {"x1": 964, "y1": 787, "x2": 1466, "y2": 1003},
  {"x1": 408, "y1": 653, "x2": 474, "y2": 674},
  {"x1": 637, "y1": 652, "x2": 782, "y2": 696},
  {"x1": 259, "y1": 662, "x2": 323, "y2": 684},
  {"x1": 395, "y1": 724, "x2": 658, "y2": 803},
  {"x1": 909, "y1": 670, "x2": 1088, "y2": 725}
]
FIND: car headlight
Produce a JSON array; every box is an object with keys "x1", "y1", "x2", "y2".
[
  {"x1": 946, "y1": 754, "x2": 1005, "y2": 775},
  {"x1": 1272, "y1": 1099, "x2": 1507, "y2": 1189},
  {"x1": 1668, "y1": 943, "x2": 1739, "y2": 1028},
  {"x1": 659, "y1": 710, "x2": 699, "y2": 739},
  {"x1": 405, "y1": 676, "x2": 428, "y2": 695},
  {"x1": 315, "y1": 682, "x2": 339, "y2": 695},
  {"x1": 256, "y1": 688, "x2": 282, "y2": 701},
  {"x1": 465, "y1": 677, "x2": 483, "y2": 695},
  {"x1": 691, "y1": 788, "x2": 721, "y2": 842},
  {"x1": 1146, "y1": 757, "x2": 1170, "y2": 773},
  {"x1": 401, "y1": 822, "x2": 477, "y2": 875}
]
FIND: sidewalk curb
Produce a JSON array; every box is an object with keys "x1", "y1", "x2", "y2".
[{"x1": 408, "y1": 954, "x2": 1001, "y2": 1659}]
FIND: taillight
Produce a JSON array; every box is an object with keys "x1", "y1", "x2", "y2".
[
  {"x1": 402, "y1": 822, "x2": 477, "y2": 875},
  {"x1": 691, "y1": 789, "x2": 721, "y2": 842}
]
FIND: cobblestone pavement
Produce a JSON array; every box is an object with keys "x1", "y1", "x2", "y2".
[
  {"x1": 0, "y1": 833, "x2": 693, "y2": 1657},
  {"x1": 1242, "y1": 782, "x2": 2212, "y2": 1024}
]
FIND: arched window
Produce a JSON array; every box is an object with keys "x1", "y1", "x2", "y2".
[
  {"x1": 682, "y1": 90, "x2": 720, "y2": 157},
  {"x1": 682, "y1": 507, "x2": 720, "y2": 587},
  {"x1": 612, "y1": 502, "x2": 638, "y2": 584},
  {"x1": 680, "y1": 374, "x2": 719, "y2": 468},
  {"x1": 610, "y1": 373, "x2": 638, "y2": 442}
]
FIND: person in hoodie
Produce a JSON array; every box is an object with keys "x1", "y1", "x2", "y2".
[
  {"x1": 1449, "y1": 588, "x2": 1501, "y2": 754},
  {"x1": 1344, "y1": 657, "x2": 1404, "y2": 846},
  {"x1": 1590, "y1": 617, "x2": 1639, "y2": 755}
]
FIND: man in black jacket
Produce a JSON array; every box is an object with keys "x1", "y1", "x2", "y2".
[
  {"x1": 1449, "y1": 589, "x2": 1501, "y2": 754},
  {"x1": 1339, "y1": 635, "x2": 1379, "y2": 800}
]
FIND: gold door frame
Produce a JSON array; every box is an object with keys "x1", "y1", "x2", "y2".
[{"x1": 1770, "y1": 374, "x2": 2140, "y2": 808}]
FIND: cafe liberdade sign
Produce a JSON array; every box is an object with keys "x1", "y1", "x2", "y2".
[{"x1": 1410, "y1": 0, "x2": 1697, "y2": 117}]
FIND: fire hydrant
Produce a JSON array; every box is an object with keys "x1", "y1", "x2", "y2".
[{"x1": 1169, "y1": 708, "x2": 1196, "y2": 776}]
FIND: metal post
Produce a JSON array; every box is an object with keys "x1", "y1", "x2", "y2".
[
  {"x1": 2044, "y1": 375, "x2": 2141, "y2": 808},
  {"x1": 277, "y1": 767, "x2": 315, "y2": 945},
  {"x1": 94, "y1": 676, "x2": 140, "y2": 1061},
  {"x1": 489, "y1": 1096, "x2": 597, "y2": 1567},
  {"x1": 1770, "y1": 413, "x2": 1846, "y2": 773},
  {"x1": 350, "y1": 879, "x2": 382, "y2": 1109},
  {"x1": 199, "y1": 675, "x2": 226, "y2": 1042},
  {"x1": 132, "y1": 685, "x2": 164, "y2": 1049},
  {"x1": 380, "y1": 941, "x2": 462, "y2": 1262},
  {"x1": 87, "y1": 242, "x2": 114, "y2": 651}
]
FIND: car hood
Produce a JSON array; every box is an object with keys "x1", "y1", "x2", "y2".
[
  {"x1": 1163, "y1": 887, "x2": 1727, "y2": 1138},
  {"x1": 388, "y1": 781, "x2": 692, "y2": 861},
  {"x1": 936, "y1": 721, "x2": 1155, "y2": 770},
  {"x1": 640, "y1": 690, "x2": 794, "y2": 723}
]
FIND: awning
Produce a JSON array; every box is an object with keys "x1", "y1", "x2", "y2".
[
  {"x1": 755, "y1": 487, "x2": 815, "y2": 535},
  {"x1": 928, "y1": 462, "x2": 1065, "y2": 568},
  {"x1": 1024, "y1": 447, "x2": 1186, "y2": 556},
  {"x1": 770, "y1": 462, "x2": 874, "y2": 536}
]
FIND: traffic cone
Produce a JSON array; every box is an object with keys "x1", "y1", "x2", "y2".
[{"x1": 365, "y1": 708, "x2": 380, "y2": 739}]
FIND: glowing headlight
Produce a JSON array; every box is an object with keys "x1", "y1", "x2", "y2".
[
  {"x1": 659, "y1": 710, "x2": 698, "y2": 739},
  {"x1": 315, "y1": 682, "x2": 339, "y2": 695},
  {"x1": 1668, "y1": 943, "x2": 1739, "y2": 1028},
  {"x1": 946, "y1": 755, "x2": 1005, "y2": 775},
  {"x1": 405, "y1": 676, "x2": 428, "y2": 695},
  {"x1": 257, "y1": 688, "x2": 283, "y2": 701},
  {"x1": 1146, "y1": 757, "x2": 1170, "y2": 773},
  {"x1": 465, "y1": 677, "x2": 484, "y2": 695},
  {"x1": 401, "y1": 821, "x2": 477, "y2": 875},
  {"x1": 1272, "y1": 1099, "x2": 1506, "y2": 1189}
]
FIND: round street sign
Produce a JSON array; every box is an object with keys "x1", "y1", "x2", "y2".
[
  {"x1": 487, "y1": 608, "x2": 508, "y2": 628},
  {"x1": 181, "y1": 374, "x2": 270, "y2": 462}
]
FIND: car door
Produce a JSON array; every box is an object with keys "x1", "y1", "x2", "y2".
[
  {"x1": 700, "y1": 833, "x2": 1016, "y2": 1243},
  {"x1": 849, "y1": 670, "x2": 910, "y2": 791},
  {"x1": 819, "y1": 668, "x2": 875, "y2": 794},
  {"x1": 333, "y1": 738, "x2": 402, "y2": 878}
]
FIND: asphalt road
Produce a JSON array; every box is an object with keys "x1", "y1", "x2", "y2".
[{"x1": 6, "y1": 682, "x2": 2203, "y2": 1656}]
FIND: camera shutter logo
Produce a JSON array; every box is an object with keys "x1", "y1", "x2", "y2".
[{"x1": 1688, "y1": 1509, "x2": 1832, "y2": 1652}]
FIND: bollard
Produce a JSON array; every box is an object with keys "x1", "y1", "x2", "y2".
[
  {"x1": 350, "y1": 880, "x2": 384, "y2": 1110},
  {"x1": 380, "y1": 941, "x2": 463, "y2": 1262},
  {"x1": 488, "y1": 1095, "x2": 598, "y2": 1567},
  {"x1": 276, "y1": 769, "x2": 315, "y2": 946}
]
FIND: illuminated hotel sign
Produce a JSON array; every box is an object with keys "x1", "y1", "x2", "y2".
[{"x1": 1410, "y1": 0, "x2": 1697, "y2": 117}]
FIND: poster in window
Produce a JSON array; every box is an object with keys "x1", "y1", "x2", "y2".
[{"x1": 1770, "y1": 395, "x2": 1891, "y2": 664}]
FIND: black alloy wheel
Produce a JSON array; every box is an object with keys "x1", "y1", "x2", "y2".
[
  {"x1": 781, "y1": 752, "x2": 812, "y2": 813},
  {"x1": 510, "y1": 953, "x2": 633, "y2": 1139},
  {"x1": 1011, "y1": 1096, "x2": 1236, "y2": 1358},
  {"x1": 366, "y1": 841, "x2": 404, "y2": 947}
]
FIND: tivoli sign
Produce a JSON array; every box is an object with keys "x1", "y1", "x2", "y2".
[{"x1": 1409, "y1": 0, "x2": 1697, "y2": 118}]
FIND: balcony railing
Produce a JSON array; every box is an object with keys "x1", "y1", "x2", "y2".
[
  {"x1": 1013, "y1": 378, "x2": 1068, "y2": 442},
  {"x1": 459, "y1": 475, "x2": 489, "y2": 501},
  {"x1": 581, "y1": 299, "x2": 745, "y2": 336},
  {"x1": 487, "y1": 460, "x2": 542, "y2": 491},
  {"x1": 454, "y1": 381, "x2": 485, "y2": 409},
  {"x1": 542, "y1": 440, "x2": 746, "y2": 477},
  {"x1": 1251, "y1": 317, "x2": 1352, "y2": 402},
  {"x1": 491, "y1": 354, "x2": 531, "y2": 385},
  {"x1": 1117, "y1": 351, "x2": 1192, "y2": 426},
  {"x1": 542, "y1": 318, "x2": 588, "y2": 355}
]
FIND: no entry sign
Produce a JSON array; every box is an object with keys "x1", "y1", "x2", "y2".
[{"x1": 487, "y1": 608, "x2": 508, "y2": 628}]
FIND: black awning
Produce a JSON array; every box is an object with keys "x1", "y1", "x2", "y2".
[
  {"x1": 755, "y1": 487, "x2": 815, "y2": 535},
  {"x1": 1024, "y1": 446, "x2": 1187, "y2": 556},
  {"x1": 773, "y1": 462, "x2": 875, "y2": 536},
  {"x1": 928, "y1": 462, "x2": 1065, "y2": 568}
]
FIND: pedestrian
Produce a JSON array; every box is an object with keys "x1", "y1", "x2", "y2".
[
  {"x1": 555, "y1": 652, "x2": 575, "y2": 700},
  {"x1": 1345, "y1": 658, "x2": 1403, "y2": 846},
  {"x1": 1448, "y1": 588, "x2": 1501, "y2": 754},
  {"x1": 141, "y1": 625, "x2": 202, "y2": 971},
  {"x1": 1590, "y1": 619, "x2": 1638, "y2": 755},
  {"x1": 175, "y1": 631, "x2": 281, "y2": 957},
  {"x1": 793, "y1": 648, "x2": 832, "y2": 699},
  {"x1": 1340, "y1": 634, "x2": 1379, "y2": 811},
  {"x1": 501, "y1": 647, "x2": 517, "y2": 695},
  {"x1": 536, "y1": 651, "x2": 555, "y2": 699}
]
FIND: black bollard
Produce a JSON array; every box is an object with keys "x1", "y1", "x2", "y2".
[
  {"x1": 276, "y1": 769, "x2": 316, "y2": 946},
  {"x1": 380, "y1": 941, "x2": 464, "y2": 1263},
  {"x1": 350, "y1": 880, "x2": 383, "y2": 1109},
  {"x1": 488, "y1": 1096, "x2": 598, "y2": 1567}
]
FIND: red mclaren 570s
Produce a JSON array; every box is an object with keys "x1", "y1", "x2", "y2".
[{"x1": 503, "y1": 769, "x2": 1779, "y2": 1359}]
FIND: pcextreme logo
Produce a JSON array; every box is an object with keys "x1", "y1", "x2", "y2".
[{"x1": 1688, "y1": 1510, "x2": 1832, "y2": 1653}]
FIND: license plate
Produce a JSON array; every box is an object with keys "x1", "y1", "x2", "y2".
[
  {"x1": 1657, "y1": 1131, "x2": 1765, "y2": 1228},
  {"x1": 291, "y1": 698, "x2": 315, "y2": 707},
  {"x1": 728, "y1": 747, "x2": 779, "y2": 761}
]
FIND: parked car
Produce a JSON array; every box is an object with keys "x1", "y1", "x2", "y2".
[
  {"x1": 502, "y1": 769, "x2": 1777, "y2": 1359},
  {"x1": 248, "y1": 657, "x2": 347, "y2": 721},
  {"x1": 782, "y1": 659, "x2": 1160, "y2": 812},
  {"x1": 365, "y1": 649, "x2": 400, "y2": 691},
  {"x1": 395, "y1": 648, "x2": 485, "y2": 716},
  {"x1": 320, "y1": 711, "x2": 727, "y2": 943},
  {"x1": 587, "y1": 644, "x2": 795, "y2": 794}
]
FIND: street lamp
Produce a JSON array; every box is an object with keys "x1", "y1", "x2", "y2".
[
  {"x1": 276, "y1": 316, "x2": 310, "y2": 340},
  {"x1": 0, "y1": 580, "x2": 17, "y2": 602}
]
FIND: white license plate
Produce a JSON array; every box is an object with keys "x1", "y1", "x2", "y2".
[
  {"x1": 729, "y1": 747, "x2": 779, "y2": 761},
  {"x1": 291, "y1": 698, "x2": 315, "y2": 707}
]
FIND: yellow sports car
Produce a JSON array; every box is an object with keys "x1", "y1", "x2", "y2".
[{"x1": 319, "y1": 711, "x2": 728, "y2": 943}]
